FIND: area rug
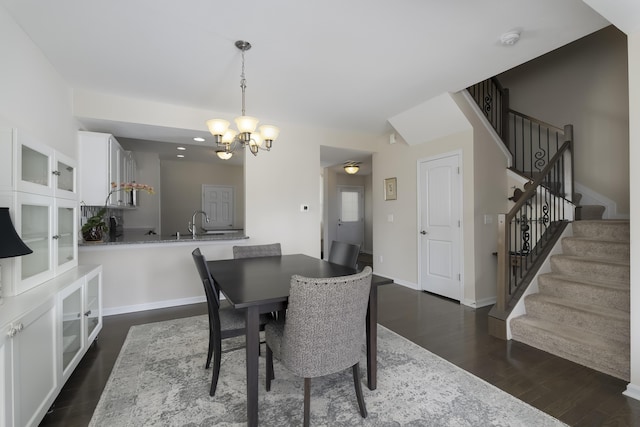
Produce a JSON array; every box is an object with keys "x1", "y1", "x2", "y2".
[{"x1": 89, "y1": 315, "x2": 565, "y2": 426}]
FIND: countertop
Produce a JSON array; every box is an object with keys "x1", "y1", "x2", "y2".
[{"x1": 79, "y1": 230, "x2": 248, "y2": 246}]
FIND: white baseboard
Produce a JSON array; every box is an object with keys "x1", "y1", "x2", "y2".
[
  {"x1": 388, "y1": 277, "x2": 419, "y2": 290},
  {"x1": 463, "y1": 296, "x2": 496, "y2": 309},
  {"x1": 623, "y1": 383, "x2": 640, "y2": 401},
  {"x1": 103, "y1": 295, "x2": 207, "y2": 316}
]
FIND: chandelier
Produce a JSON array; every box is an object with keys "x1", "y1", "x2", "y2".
[{"x1": 206, "y1": 40, "x2": 280, "y2": 160}]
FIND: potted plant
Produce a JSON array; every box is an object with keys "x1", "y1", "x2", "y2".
[
  {"x1": 81, "y1": 182, "x2": 155, "y2": 242},
  {"x1": 82, "y1": 207, "x2": 108, "y2": 242}
]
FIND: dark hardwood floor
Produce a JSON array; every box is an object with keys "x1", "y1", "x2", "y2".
[{"x1": 40, "y1": 283, "x2": 640, "y2": 426}]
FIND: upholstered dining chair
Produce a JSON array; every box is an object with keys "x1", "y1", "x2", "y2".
[
  {"x1": 233, "y1": 242, "x2": 282, "y2": 259},
  {"x1": 264, "y1": 266, "x2": 373, "y2": 426},
  {"x1": 191, "y1": 248, "x2": 270, "y2": 396},
  {"x1": 327, "y1": 240, "x2": 360, "y2": 270}
]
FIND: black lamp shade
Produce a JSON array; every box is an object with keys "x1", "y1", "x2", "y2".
[{"x1": 0, "y1": 207, "x2": 33, "y2": 259}]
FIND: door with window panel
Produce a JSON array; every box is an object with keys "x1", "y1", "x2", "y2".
[{"x1": 336, "y1": 185, "x2": 364, "y2": 248}]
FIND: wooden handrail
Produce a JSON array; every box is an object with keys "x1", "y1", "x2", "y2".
[{"x1": 496, "y1": 140, "x2": 573, "y2": 312}]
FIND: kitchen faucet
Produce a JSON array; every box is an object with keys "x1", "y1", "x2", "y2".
[{"x1": 188, "y1": 210, "x2": 210, "y2": 238}]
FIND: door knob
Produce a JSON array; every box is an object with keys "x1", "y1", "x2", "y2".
[{"x1": 420, "y1": 230, "x2": 427, "y2": 235}]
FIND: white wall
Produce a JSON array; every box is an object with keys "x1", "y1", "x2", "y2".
[
  {"x1": 498, "y1": 26, "x2": 629, "y2": 215},
  {"x1": 626, "y1": 29, "x2": 640, "y2": 399},
  {"x1": 0, "y1": 6, "x2": 77, "y2": 157}
]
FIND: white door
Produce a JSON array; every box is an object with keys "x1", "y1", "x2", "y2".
[
  {"x1": 337, "y1": 185, "x2": 364, "y2": 247},
  {"x1": 202, "y1": 185, "x2": 234, "y2": 229},
  {"x1": 419, "y1": 153, "x2": 462, "y2": 301}
]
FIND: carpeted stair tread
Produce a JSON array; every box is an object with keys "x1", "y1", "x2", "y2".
[
  {"x1": 511, "y1": 316, "x2": 629, "y2": 380},
  {"x1": 562, "y1": 237, "x2": 630, "y2": 260},
  {"x1": 524, "y1": 293, "x2": 629, "y2": 343},
  {"x1": 572, "y1": 220, "x2": 630, "y2": 241},
  {"x1": 511, "y1": 219, "x2": 630, "y2": 380},
  {"x1": 575, "y1": 205, "x2": 605, "y2": 220},
  {"x1": 538, "y1": 273, "x2": 629, "y2": 312},
  {"x1": 550, "y1": 254, "x2": 629, "y2": 282}
]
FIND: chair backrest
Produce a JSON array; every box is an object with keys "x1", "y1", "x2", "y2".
[
  {"x1": 192, "y1": 248, "x2": 220, "y2": 310},
  {"x1": 281, "y1": 266, "x2": 372, "y2": 378},
  {"x1": 233, "y1": 243, "x2": 281, "y2": 259},
  {"x1": 328, "y1": 240, "x2": 360, "y2": 269}
]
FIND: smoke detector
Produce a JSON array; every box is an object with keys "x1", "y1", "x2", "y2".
[{"x1": 500, "y1": 31, "x2": 521, "y2": 46}]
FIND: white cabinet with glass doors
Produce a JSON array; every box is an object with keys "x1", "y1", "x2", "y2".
[
  {"x1": 58, "y1": 266, "x2": 101, "y2": 382},
  {"x1": 0, "y1": 192, "x2": 78, "y2": 297},
  {"x1": 0, "y1": 127, "x2": 77, "y2": 200}
]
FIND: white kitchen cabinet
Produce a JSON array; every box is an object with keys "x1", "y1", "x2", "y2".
[
  {"x1": 0, "y1": 265, "x2": 102, "y2": 427},
  {"x1": 0, "y1": 128, "x2": 77, "y2": 200},
  {"x1": 0, "y1": 192, "x2": 78, "y2": 297},
  {"x1": 2, "y1": 298, "x2": 58, "y2": 427},
  {"x1": 84, "y1": 267, "x2": 102, "y2": 345},
  {"x1": 79, "y1": 131, "x2": 137, "y2": 207},
  {"x1": 58, "y1": 267, "x2": 102, "y2": 382}
]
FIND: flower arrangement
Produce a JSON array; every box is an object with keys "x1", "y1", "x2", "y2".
[{"x1": 81, "y1": 182, "x2": 155, "y2": 242}]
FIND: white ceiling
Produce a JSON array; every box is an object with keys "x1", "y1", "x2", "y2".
[{"x1": 1, "y1": 0, "x2": 609, "y2": 170}]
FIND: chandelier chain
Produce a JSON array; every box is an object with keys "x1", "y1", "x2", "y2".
[{"x1": 240, "y1": 49, "x2": 247, "y2": 117}]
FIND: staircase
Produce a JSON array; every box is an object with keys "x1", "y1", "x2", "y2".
[
  {"x1": 574, "y1": 192, "x2": 606, "y2": 220},
  {"x1": 510, "y1": 220, "x2": 630, "y2": 380}
]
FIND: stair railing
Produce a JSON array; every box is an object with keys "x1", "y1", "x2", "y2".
[
  {"x1": 467, "y1": 78, "x2": 569, "y2": 181},
  {"x1": 467, "y1": 77, "x2": 509, "y2": 141},
  {"x1": 495, "y1": 138, "x2": 574, "y2": 314}
]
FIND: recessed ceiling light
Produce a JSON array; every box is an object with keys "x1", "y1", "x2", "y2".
[
  {"x1": 193, "y1": 137, "x2": 205, "y2": 142},
  {"x1": 177, "y1": 146, "x2": 186, "y2": 150},
  {"x1": 177, "y1": 154, "x2": 185, "y2": 158}
]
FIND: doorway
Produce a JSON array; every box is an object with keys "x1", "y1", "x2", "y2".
[
  {"x1": 337, "y1": 185, "x2": 365, "y2": 248},
  {"x1": 418, "y1": 151, "x2": 463, "y2": 301}
]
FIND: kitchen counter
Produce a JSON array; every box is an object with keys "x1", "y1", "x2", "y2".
[{"x1": 79, "y1": 230, "x2": 248, "y2": 247}]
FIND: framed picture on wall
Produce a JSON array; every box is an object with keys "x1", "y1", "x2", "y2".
[{"x1": 384, "y1": 177, "x2": 397, "y2": 201}]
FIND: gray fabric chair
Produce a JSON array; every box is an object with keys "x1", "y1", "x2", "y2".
[
  {"x1": 328, "y1": 240, "x2": 360, "y2": 269},
  {"x1": 233, "y1": 243, "x2": 282, "y2": 259},
  {"x1": 265, "y1": 266, "x2": 373, "y2": 426},
  {"x1": 191, "y1": 248, "x2": 270, "y2": 396}
]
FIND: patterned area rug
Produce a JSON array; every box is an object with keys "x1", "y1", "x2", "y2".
[{"x1": 89, "y1": 315, "x2": 565, "y2": 426}]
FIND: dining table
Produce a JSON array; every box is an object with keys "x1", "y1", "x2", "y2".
[{"x1": 206, "y1": 253, "x2": 393, "y2": 427}]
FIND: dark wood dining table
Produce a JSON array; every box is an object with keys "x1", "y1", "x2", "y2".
[{"x1": 206, "y1": 253, "x2": 393, "y2": 427}]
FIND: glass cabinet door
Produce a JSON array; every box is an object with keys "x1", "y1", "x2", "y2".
[
  {"x1": 60, "y1": 284, "x2": 82, "y2": 376},
  {"x1": 20, "y1": 200, "x2": 52, "y2": 282},
  {"x1": 85, "y1": 271, "x2": 101, "y2": 343},
  {"x1": 56, "y1": 160, "x2": 75, "y2": 194},
  {"x1": 21, "y1": 145, "x2": 51, "y2": 189},
  {"x1": 56, "y1": 203, "x2": 76, "y2": 271}
]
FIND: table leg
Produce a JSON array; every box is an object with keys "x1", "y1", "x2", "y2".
[
  {"x1": 365, "y1": 284, "x2": 378, "y2": 390},
  {"x1": 245, "y1": 306, "x2": 260, "y2": 427}
]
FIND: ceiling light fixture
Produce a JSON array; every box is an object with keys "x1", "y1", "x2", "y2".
[
  {"x1": 177, "y1": 146, "x2": 186, "y2": 150},
  {"x1": 207, "y1": 40, "x2": 280, "y2": 160},
  {"x1": 344, "y1": 161, "x2": 361, "y2": 175},
  {"x1": 500, "y1": 30, "x2": 521, "y2": 46},
  {"x1": 193, "y1": 137, "x2": 205, "y2": 142}
]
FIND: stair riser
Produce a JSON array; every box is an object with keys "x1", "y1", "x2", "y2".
[
  {"x1": 561, "y1": 238, "x2": 630, "y2": 260},
  {"x1": 572, "y1": 221, "x2": 630, "y2": 241},
  {"x1": 511, "y1": 319, "x2": 629, "y2": 381},
  {"x1": 538, "y1": 277, "x2": 629, "y2": 312},
  {"x1": 524, "y1": 297, "x2": 629, "y2": 342},
  {"x1": 551, "y1": 256, "x2": 629, "y2": 283}
]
